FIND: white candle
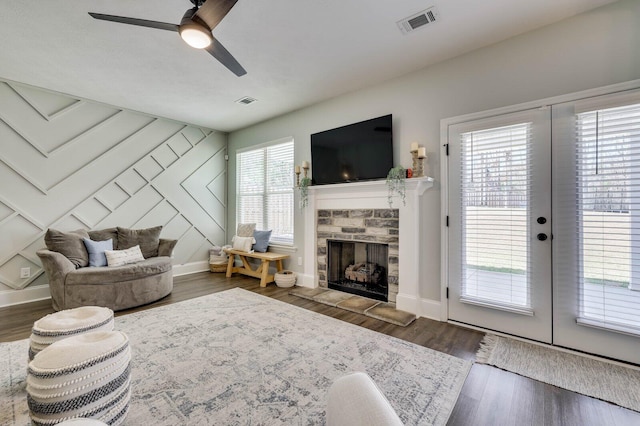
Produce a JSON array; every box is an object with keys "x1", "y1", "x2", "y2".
[
  {"x1": 295, "y1": 165, "x2": 301, "y2": 173},
  {"x1": 302, "y1": 160, "x2": 310, "y2": 168},
  {"x1": 418, "y1": 147, "x2": 426, "y2": 158},
  {"x1": 410, "y1": 142, "x2": 419, "y2": 152}
]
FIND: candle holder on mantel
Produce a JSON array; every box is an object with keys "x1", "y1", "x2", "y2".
[
  {"x1": 411, "y1": 148, "x2": 427, "y2": 177},
  {"x1": 411, "y1": 149, "x2": 420, "y2": 177},
  {"x1": 295, "y1": 162, "x2": 310, "y2": 187}
]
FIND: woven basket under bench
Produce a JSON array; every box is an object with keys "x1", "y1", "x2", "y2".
[{"x1": 209, "y1": 254, "x2": 228, "y2": 273}]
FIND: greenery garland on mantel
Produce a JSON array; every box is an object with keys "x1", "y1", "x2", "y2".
[
  {"x1": 386, "y1": 165, "x2": 407, "y2": 207},
  {"x1": 298, "y1": 176, "x2": 312, "y2": 209}
]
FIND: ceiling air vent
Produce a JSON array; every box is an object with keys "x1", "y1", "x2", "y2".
[
  {"x1": 397, "y1": 7, "x2": 439, "y2": 35},
  {"x1": 236, "y1": 96, "x2": 257, "y2": 105}
]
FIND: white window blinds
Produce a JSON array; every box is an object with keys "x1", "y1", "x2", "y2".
[
  {"x1": 237, "y1": 139, "x2": 294, "y2": 245},
  {"x1": 576, "y1": 102, "x2": 640, "y2": 333},
  {"x1": 460, "y1": 123, "x2": 532, "y2": 308}
]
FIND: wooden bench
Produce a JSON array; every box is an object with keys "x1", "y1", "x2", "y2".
[{"x1": 224, "y1": 249, "x2": 289, "y2": 287}]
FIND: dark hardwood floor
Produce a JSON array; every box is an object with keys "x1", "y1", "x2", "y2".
[{"x1": 1, "y1": 272, "x2": 638, "y2": 425}]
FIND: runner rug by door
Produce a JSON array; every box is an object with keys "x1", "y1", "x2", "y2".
[{"x1": 476, "y1": 334, "x2": 640, "y2": 412}]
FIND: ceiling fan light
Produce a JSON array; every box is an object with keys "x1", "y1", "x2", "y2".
[{"x1": 179, "y1": 25, "x2": 212, "y2": 49}]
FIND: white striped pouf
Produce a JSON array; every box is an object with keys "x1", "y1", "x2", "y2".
[
  {"x1": 26, "y1": 331, "x2": 132, "y2": 426},
  {"x1": 57, "y1": 419, "x2": 108, "y2": 425},
  {"x1": 30, "y1": 306, "x2": 114, "y2": 361}
]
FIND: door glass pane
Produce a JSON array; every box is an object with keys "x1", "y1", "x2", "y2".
[
  {"x1": 460, "y1": 123, "x2": 531, "y2": 308},
  {"x1": 576, "y1": 103, "x2": 640, "y2": 333}
]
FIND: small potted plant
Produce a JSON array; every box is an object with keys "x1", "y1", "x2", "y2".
[
  {"x1": 298, "y1": 176, "x2": 312, "y2": 209},
  {"x1": 386, "y1": 165, "x2": 406, "y2": 207}
]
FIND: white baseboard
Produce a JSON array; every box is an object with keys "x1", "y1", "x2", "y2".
[
  {"x1": 395, "y1": 293, "x2": 418, "y2": 316},
  {"x1": 0, "y1": 285, "x2": 51, "y2": 308},
  {"x1": 396, "y1": 293, "x2": 443, "y2": 320},
  {"x1": 173, "y1": 261, "x2": 210, "y2": 276},
  {"x1": 419, "y1": 298, "x2": 443, "y2": 321},
  {"x1": 297, "y1": 273, "x2": 317, "y2": 288}
]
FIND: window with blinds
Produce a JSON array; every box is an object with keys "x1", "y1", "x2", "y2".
[
  {"x1": 460, "y1": 123, "x2": 531, "y2": 308},
  {"x1": 237, "y1": 139, "x2": 294, "y2": 245},
  {"x1": 576, "y1": 102, "x2": 640, "y2": 333}
]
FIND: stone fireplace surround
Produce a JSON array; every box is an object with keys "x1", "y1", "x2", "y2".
[
  {"x1": 317, "y1": 209, "x2": 399, "y2": 302},
  {"x1": 301, "y1": 177, "x2": 433, "y2": 317}
]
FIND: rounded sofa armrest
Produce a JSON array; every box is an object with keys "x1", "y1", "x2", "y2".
[
  {"x1": 37, "y1": 249, "x2": 76, "y2": 311},
  {"x1": 157, "y1": 239, "x2": 177, "y2": 257},
  {"x1": 37, "y1": 249, "x2": 76, "y2": 275}
]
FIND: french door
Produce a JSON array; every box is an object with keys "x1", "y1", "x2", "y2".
[
  {"x1": 552, "y1": 91, "x2": 640, "y2": 364},
  {"x1": 448, "y1": 109, "x2": 553, "y2": 343},
  {"x1": 447, "y1": 88, "x2": 640, "y2": 364}
]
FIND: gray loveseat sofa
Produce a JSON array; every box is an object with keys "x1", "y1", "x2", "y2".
[{"x1": 37, "y1": 226, "x2": 176, "y2": 312}]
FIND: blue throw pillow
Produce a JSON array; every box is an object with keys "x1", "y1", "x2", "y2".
[
  {"x1": 83, "y1": 238, "x2": 113, "y2": 267},
  {"x1": 252, "y1": 230, "x2": 272, "y2": 253}
]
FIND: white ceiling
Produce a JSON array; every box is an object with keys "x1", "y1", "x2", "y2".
[{"x1": 0, "y1": 0, "x2": 616, "y2": 132}]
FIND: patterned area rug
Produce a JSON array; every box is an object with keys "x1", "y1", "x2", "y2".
[
  {"x1": 1, "y1": 288, "x2": 471, "y2": 425},
  {"x1": 476, "y1": 334, "x2": 640, "y2": 412}
]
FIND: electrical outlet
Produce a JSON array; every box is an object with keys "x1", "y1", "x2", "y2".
[
  {"x1": 20, "y1": 267, "x2": 31, "y2": 279},
  {"x1": 297, "y1": 257, "x2": 303, "y2": 266}
]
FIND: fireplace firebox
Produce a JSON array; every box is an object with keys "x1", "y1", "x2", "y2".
[{"x1": 327, "y1": 240, "x2": 388, "y2": 301}]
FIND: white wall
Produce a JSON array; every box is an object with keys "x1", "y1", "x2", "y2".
[
  {"x1": 228, "y1": 0, "x2": 640, "y2": 304},
  {"x1": 0, "y1": 79, "x2": 228, "y2": 306}
]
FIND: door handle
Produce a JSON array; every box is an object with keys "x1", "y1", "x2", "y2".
[
  {"x1": 537, "y1": 217, "x2": 547, "y2": 225},
  {"x1": 537, "y1": 233, "x2": 548, "y2": 241}
]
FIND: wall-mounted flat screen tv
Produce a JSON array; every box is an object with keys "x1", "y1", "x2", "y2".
[{"x1": 310, "y1": 114, "x2": 393, "y2": 185}]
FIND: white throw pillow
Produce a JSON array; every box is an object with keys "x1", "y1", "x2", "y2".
[
  {"x1": 232, "y1": 235, "x2": 254, "y2": 253},
  {"x1": 105, "y1": 245, "x2": 145, "y2": 267},
  {"x1": 236, "y1": 223, "x2": 256, "y2": 237}
]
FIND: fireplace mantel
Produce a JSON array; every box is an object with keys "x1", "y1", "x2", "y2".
[
  {"x1": 307, "y1": 176, "x2": 433, "y2": 198},
  {"x1": 301, "y1": 176, "x2": 434, "y2": 317}
]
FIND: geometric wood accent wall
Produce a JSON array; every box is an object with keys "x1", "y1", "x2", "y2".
[{"x1": 0, "y1": 79, "x2": 226, "y2": 297}]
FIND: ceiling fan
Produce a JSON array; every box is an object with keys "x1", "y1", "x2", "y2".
[{"x1": 89, "y1": 0, "x2": 246, "y2": 77}]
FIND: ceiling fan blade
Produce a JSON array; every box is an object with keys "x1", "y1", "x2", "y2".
[
  {"x1": 205, "y1": 36, "x2": 246, "y2": 77},
  {"x1": 88, "y1": 13, "x2": 179, "y2": 32},
  {"x1": 194, "y1": 0, "x2": 238, "y2": 31}
]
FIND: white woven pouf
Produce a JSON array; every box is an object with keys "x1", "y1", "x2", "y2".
[
  {"x1": 27, "y1": 331, "x2": 131, "y2": 426},
  {"x1": 57, "y1": 419, "x2": 108, "y2": 425},
  {"x1": 29, "y1": 306, "x2": 114, "y2": 361}
]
